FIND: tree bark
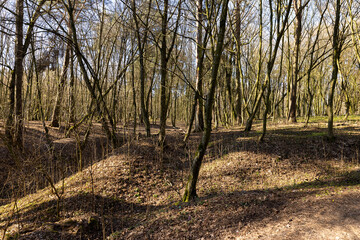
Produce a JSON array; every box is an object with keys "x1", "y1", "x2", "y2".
[
  {"x1": 234, "y1": 0, "x2": 242, "y2": 125},
  {"x1": 158, "y1": 0, "x2": 169, "y2": 145},
  {"x1": 131, "y1": 51, "x2": 137, "y2": 136},
  {"x1": 13, "y1": 0, "x2": 24, "y2": 148},
  {"x1": 69, "y1": 49, "x2": 76, "y2": 123}
]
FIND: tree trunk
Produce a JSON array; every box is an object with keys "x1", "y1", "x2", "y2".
[
  {"x1": 183, "y1": 0, "x2": 229, "y2": 202},
  {"x1": 158, "y1": 0, "x2": 181, "y2": 145},
  {"x1": 172, "y1": 86, "x2": 177, "y2": 127},
  {"x1": 288, "y1": 0, "x2": 302, "y2": 123},
  {"x1": 225, "y1": 55, "x2": 235, "y2": 124},
  {"x1": 5, "y1": 0, "x2": 47, "y2": 146},
  {"x1": 5, "y1": 71, "x2": 15, "y2": 141},
  {"x1": 158, "y1": 0, "x2": 168, "y2": 145},
  {"x1": 327, "y1": 0, "x2": 341, "y2": 140},
  {"x1": 13, "y1": 0, "x2": 24, "y2": 148},
  {"x1": 260, "y1": 0, "x2": 293, "y2": 141},
  {"x1": 67, "y1": 0, "x2": 117, "y2": 147},
  {"x1": 304, "y1": 5, "x2": 326, "y2": 126},
  {"x1": 50, "y1": 43, "x2": 71, "y2": 127},
  {"x1": 184, "y1": 0, "x2": 206, "y2": 142},
  {"x1": 69, "y1": 49, "x2": 76, "y2": 123},
  {"x1": 131, "y1": 52, "x2": 137, "y2": 136},
  {"x1": 235, "y1": 0, "x2": 242, "y2": 125},
  {"x1": 131, "y1": 0, "x2": 151, "y2": 137},
  {"x1": 244, "y1": 0, "x2": 263, "y2": 132}
]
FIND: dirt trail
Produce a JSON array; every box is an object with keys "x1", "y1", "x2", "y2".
[{"x1": 231, "y1": 190, "x2": 360, "y2": 240}]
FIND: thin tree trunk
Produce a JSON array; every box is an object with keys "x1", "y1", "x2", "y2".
[
  {"x1": 159, "y1": 0, "x2": 169, "y2": 145},
  {"x1": 5, "y1": 71, "x2": 15, "y2": 141},
  {"x1": 327, "y1": 0, "x2": 341, "y2": 140},
  {"x1": 67, "y1": 0, "x2": 117, "y2": 147},
  {"x1": 187, "y1": 0, "x2": 206, "y2": 139},
  {"x1": 172, "y1": 83, "x2": 178, "y2": 127},
  {"x1": 183, "y1": 0, "x2": 229, "y2": 202},
  {"x1": 235, "y1": 0, "x2": 242, "y2": 125},
  {"x1": 158, "y1": 0, "x2": 181, "y2": 145},
  {"x1": 244, "y1": 0, "x2": 263, "y2": 132},
  {"x1": 131, "y1": 46, "x2": 137, "y2": 136},
  {"x1": 225, "y1": 55, "x2": 235, "y2": 124},
  {"x1": 132, "y1": 0, "x2": 151, "y2": 137},
  {"x1": 304, "y1": 5, "x2": 326, "y2": 126},
  {"x1": 5, "y1": 0, "x2": 47, "y2": 147},
  {"x1": 14, "y1": 0, "x2": 24, "y2": 148},
  {"x1": 260, "y1": 0, "x2": 293, "y2": 141},
  {"x1": 50, "y1": 43, "x2": 71, "y2": 127},
  {"x1": 69, "y1": 49, "x2": 76, "y2": 123},
  {"x1": 288, "y1": 0, "x2": 302, "y2": 123}
]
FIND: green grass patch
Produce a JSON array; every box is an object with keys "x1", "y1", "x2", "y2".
[{"x1": 297, "y1": 115, "x2": 360, "y2": 123}]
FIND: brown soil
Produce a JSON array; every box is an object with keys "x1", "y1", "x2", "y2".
[{"x1": 1, "y1": 119, "x2": 360, "y2": 240}]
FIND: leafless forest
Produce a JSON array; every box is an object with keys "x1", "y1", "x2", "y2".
[{"x1": 1, "y1": 0, "x2": 360, "y2": 239}]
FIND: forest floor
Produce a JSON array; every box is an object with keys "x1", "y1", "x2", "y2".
[{"x1": 1, "y1": 116, "x2": 360, "y2": 239}]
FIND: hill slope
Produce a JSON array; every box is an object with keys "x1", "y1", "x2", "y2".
[{"x1": 1, "y1": 121, "x2": 360, "y2": 239}]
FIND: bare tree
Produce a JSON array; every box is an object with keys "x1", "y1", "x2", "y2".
[
  {"x1": 184, "y1": 0, "x2": 209, "y2": 142},
  {"x1": 131, "y1": 0, "x2": 152, "y2": 137},
  {"x1": 183, "y1": 0, "x2": 229, "y2": 202},
  {"x1": 288, "y1": 0, "x2": 306, "y2": 123},
  {"x1": 50, "y1": 27, "x2": 71, "y2": 127},
  {"x1": 157, "y1": 0, "x2": 182, "y2": 145},
  {"x1": 327, "y1": 0, "x2": 342, "y2": 140},
  {"x1": 259, "y1": 0, "x2": 293, "y2": 141},
  {"x1": 5, "y1": 0, "x2": 47, "y2": 148}
]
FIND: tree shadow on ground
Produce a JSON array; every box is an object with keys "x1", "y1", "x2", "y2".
[
  {"x1": 0, "y1": 125, "x2": 117, "y2": 207},
  {"x1": 2, "y1": 123, "x2": 360, "y2": 239},
  {"x1": 205, "y1": 125, "x2": 360, "y2": 165},
  {"x1": 1, "y1": 126, "x2": 360, "y2": 239},
  {"x1": 127, "y1": 168, "x2": 360, "y2": 239},
  {"x1": 1, "y1": 191, "x2": 164, "y2": 240}
]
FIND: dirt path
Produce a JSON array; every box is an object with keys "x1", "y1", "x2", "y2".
[{"x1": 231, "y1": 190, "x2": 360, "y2": 240}]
